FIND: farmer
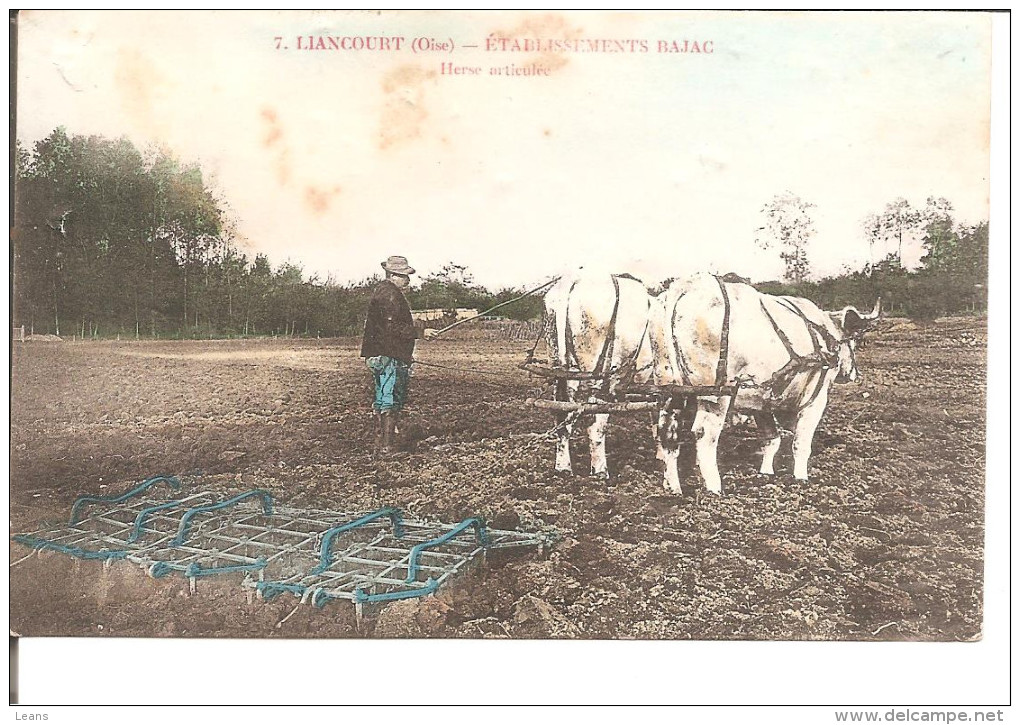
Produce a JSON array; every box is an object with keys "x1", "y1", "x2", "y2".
[{"x1": 361, "y1": 255, "x2": 437, "y2": 455}]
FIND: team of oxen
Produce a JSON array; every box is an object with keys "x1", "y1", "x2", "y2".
[{"x1": 532, "y1": 270, "x2": 881, "y2": 495}]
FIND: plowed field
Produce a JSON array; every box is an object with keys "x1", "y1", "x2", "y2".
[{"x1": 10, "y1": 317, "x2": 986, "y2": 640}]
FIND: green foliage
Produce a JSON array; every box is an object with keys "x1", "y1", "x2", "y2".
[
  {"x1": 863, "y1": 196, "x2": 954, "y2": 270},
  {"x1": 758, "y1": 220, "x2": 988, "y2": 319},
  {"x1": 405, "y1": 262, "x2": 544, "y2": 323},
  {"x1": 14, "y1": 129, "x2": 985, "y2": 337},
  {"x1": 12, "y1": 130, "x2": 546, "y2": 339},
  {"x1": 491, "y1": 287, "x2": 545, "y2": 321}
]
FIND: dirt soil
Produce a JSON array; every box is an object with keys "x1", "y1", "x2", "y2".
[{"x1": 10, "y1": 317, "x2": 986, "y2": 640}]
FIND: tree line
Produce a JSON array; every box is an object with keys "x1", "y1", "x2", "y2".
[
  {"x1": 12, "y1": 129, "x2": 987, "y2": 340},
  {"x1": 12, "y1": 129, "x2": 542, "y2": 339},
  {"x1": 754, "y1": 192, "x2": 988, "y2": 318}
]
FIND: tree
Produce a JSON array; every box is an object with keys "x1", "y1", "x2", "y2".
[
  {"x1": 410, "y1": 262, "x2": 492, "y2": 311},
  {"x1": 917, "y1": 196, "x2": 957, "y2": 273},
  {"x1": 272, "y1": 261, "x2": 307, "y2": 336},
  {"x1": 13, "y1": 129, "x2": 227, "y2": 337},
  {"x1": 755, "y1": 191, "x2": 816, "y2": 283},
  {"x1": 862, "y1": 197, "x2": 944, "y2": 269},
  {"x1": 436, "y1": 262, "x2": 473, "y2": 287},
  {"x1": 242, "y1": 254, "x2": 274, "y2": 335},
  {"x1": 14, "y1": 128, "x2": 75, "y2": 335},
  {"x1": 953, "y1": 222, "x2": 989, "y2": 283},
  {"x1": 917, "y1": 219, "x2": 988, "y2": 315},
  {"x1": 16, "y1": 127, "x2": 986, "y2": 334}
]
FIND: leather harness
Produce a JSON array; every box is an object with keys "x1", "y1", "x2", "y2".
[
  {"x1": 671, "y1": 277, "x2": 856, "y2": 412},
  {"x1": 528, "y1": 274, "x2": 862, "y2": 414},
  {"x1": 668, "y1": 274, "x2": 732, "y2": 389},
  {"x1": 559, "y1": 274, "x2": 650, "y2": 387},
  {"x1": 758, "y1": 296, "x2": 858, "y2": 410}
]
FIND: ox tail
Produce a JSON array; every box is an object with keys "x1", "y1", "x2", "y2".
[{"x1": 713, "y1": 276, "x2": 733, "y2": 388}]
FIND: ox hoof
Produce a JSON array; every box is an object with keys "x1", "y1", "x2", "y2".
[
  {"x1": 553, "y1": 469, "x2": 573, "y2": 479},
  {"x1": 589, "y1": 471, "x2": 611, "y2": 483}
]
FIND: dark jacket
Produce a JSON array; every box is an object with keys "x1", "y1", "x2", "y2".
[{"x1": 360, "y1": 279, "x2": 418, "y2": 363}]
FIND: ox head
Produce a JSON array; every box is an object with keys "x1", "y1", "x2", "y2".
[{"x1": 830, "y1": 298, "x2": 881, "y2": 383}]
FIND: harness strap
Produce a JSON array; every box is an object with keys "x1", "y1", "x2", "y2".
[
  {"x1": 713, "y1": 276, "x2": 732, "y2": 389},
  {"x1": 776, "y1": 298, "x2": 839, "y2": 365},
  {"x1": 668, "y1": 298, "x2": 689, "y2": 386},
  {"x1": 759, "y1": 299, "x2": 836, "y2": 410},
  {"x1": 769, "y1": 357, "x2": 812, "y2": 401},
  {"x1": 760, "y1": 300, "x2": 800, "y2": 361},
  {"x1": 539, "y1": 275, "x2": 654, "y2": 389},
  {"x1": 805, "y1": 363, "x2": 832, "y2": 406}
]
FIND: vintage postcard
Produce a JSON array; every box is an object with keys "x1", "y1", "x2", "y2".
[{"x1": 9, "y1": 9, "x2": 1003, "y2": 705}]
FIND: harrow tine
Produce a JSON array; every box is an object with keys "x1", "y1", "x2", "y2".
[{"x1": 14, "y1": 482, "x2": 550, "y2": 615}]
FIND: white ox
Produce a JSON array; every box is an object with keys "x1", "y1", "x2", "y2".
[
  {"x1": 541, "y1": 272, "x2": 657, "y2": 479},
  {"x1": 650, "y1": 272, "x2": 879, "y2": 495}
]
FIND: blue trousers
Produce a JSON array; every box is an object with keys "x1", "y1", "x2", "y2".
[{"x1": 366, "y1": 356, "x2": 410, "y2": 413}]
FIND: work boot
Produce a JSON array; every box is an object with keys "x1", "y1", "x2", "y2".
[
  {"x1": 381, "y1": 412, "x2": 409, "y2": 459},
  {"x1": 381, "y1": 412, "x2": 395, "y2": 453},
  {"x1": 373, "y1": 412, "x2": 384, "y2": 452}
]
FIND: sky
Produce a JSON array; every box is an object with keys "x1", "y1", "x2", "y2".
[{"x1": 15, "y1": 10, "x2": 994, "y2": 290}]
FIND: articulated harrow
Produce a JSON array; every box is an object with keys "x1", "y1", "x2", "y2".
[{"x1": 13, "y1": 476, "x2": 552, "y2": 616}]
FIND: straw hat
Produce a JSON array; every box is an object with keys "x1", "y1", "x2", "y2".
[{"x1": 381, "y1": 255, "x2": 415, "y2": 275}]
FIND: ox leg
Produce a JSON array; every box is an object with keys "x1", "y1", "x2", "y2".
[
  {"x1": 554, "y1": 422, "x2": 573, "y2": 474},
  {"x1": 655, "y1": 407, "x2": 683, "y2": 495},
  {"x1": 588, "y1": 413, "x2": 610, "y2": 480},
  {"x1": 755, "y1": 412, "x2": 782, "y2": 476},
  {"x1": 791, "y1": 385, "x2": 830, "y2": 481},
  {"x1": 554, "y1": 380, "x2": 578, "y2": 474},
  {"x1": 693, "y1": 401, "x2": 727, "y2": 495}
]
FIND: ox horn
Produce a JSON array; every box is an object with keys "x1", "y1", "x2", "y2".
[{"x1": 863, "y1": 297, "x2": 882, "y2": 320}]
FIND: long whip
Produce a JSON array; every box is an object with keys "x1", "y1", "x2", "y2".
[{"x1": 427, "y1": 276, "x2": 560, "y2": 337}]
